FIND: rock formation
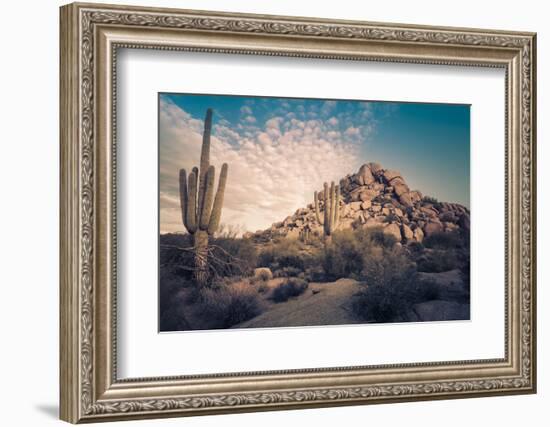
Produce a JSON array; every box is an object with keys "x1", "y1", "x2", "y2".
[{"x1": 248, "y1": 162, "x2": 470, "y2": 244}]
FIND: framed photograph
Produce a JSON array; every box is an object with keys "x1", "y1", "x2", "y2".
[{"x1": 60, "y1": 2, "x2": 537, "y2": 423}]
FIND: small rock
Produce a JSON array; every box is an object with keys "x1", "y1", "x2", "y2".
[
  {"x1": 349, "y1": 201, "x2": 362, "y2": 211},
  {"x1": 360, "y1": 200, "x2": 372, "y2": 210}
]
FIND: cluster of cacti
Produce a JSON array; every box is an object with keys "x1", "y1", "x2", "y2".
[
  {"x1": 314, "y1": 181, "x2": 340, "y2": 245},
  {"x1": 179, "y1": 108, "x2": 228, "y2": 286},
  {"x1": 299, "y1": 224, "x2": 311, "y2": 244}
]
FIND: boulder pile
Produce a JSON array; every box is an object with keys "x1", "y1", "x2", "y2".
[{"x1": 246, "y1": 162, "x2": 470, "y2": 244}]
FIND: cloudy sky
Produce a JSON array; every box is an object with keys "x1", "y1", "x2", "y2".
[{"x1": 159, "y1": 93, "x2": 470, "y2": 234}]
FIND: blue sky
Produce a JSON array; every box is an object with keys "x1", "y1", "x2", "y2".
[{"x1": 159, "y1": 93, "x2": 469, "y2": 233}]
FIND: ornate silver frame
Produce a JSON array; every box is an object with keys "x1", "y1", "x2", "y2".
[{"x1": 60, "y1": 2, "x2": 537, "y2": 423}]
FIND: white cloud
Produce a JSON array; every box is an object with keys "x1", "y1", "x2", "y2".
[
  {"x1": 159, "y1": 98, "x2": 366, "y2": 234},
  {"x1": 240, "y1": 105, "x2": 252, "y2": 115}
]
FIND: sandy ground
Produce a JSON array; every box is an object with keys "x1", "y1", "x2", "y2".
[{"x1": 234, "y1": 278, "x2": 363, "y2": 328}]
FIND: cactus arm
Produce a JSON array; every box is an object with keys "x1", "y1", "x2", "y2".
[
  {"x1": 334, "y1": 184, "x2": 340, "y2": 229},
  {"x1": 179, "y1": 169, "x2": 188, "y2": 230},
  {"x1": 186, "y1": 169, "x2": 198, "y2": 233},
  {"x1": 199, "y1": 165, "x2": 216, "y2": 230},
  {"x1": 200, "y1": 109, "x2": 213, "y2": 174},
  {"x1": 197, "y1": 108, "x2": 213, "y2": 220},
  {"x1": 323, "y1": 182, "x2": 329, "y2": 235},
  {"x1": 328, "y1": 182, "x2": 336, "y2": 234},
  {"x1": 314, "y1": 191, "x2": 323, "y2": 225},
  {"x1": 208, "y1": 163, "x2": 228, "y2": 235}
]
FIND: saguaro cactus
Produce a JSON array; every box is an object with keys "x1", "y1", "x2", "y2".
[
  {"x1": 179, "y1": 109, "x2": 229, "y2": 286},
  {"x1": 314, "y1": 181, "x2": 340, "y2": 245}
]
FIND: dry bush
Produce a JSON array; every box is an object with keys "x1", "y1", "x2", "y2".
[
  {"x1": 197, "y1": 282, "x2": 264, "y2": 328},
  {"x1": 271, "y1": 278, "x2": 309, "y2": 303}
]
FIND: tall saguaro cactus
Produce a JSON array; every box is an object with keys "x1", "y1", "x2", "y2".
[
  {"x1": 314, "y1": 181, "x2": 340, "y2": 245},
  {"x1": 179, "y1": 109, "x2": 229, "y2": 286}
]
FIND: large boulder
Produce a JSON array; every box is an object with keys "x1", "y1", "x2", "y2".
[
  {"x1": 383, "y1": 223, "x2": 402, "y2": 241},
  {"x1": 350, "y1": 187, "x2": 378, "y2": 202},
  {"x1": 420, "y1": 206, "x2": 438, "y2": 218},
  {"x1": 399, "y1": 192, "x2": 414, "y2": 207},
  {"x1": 423, "y1": 221, "x2": 443, "y2": 236},
  {"x1": 368, "y1": 162, "x2": 383, "y2": 175},
  {"x1": 393, "y1": 181, "x2": 410, "y2": 197},
  {"x1": 413, "y1": 227, "x2": 424, "y2": 242},
  {"x1": 360, "y1": 189, "x2": 378, "y2": 202},
  {"x1": 356, "y1": 164, "x2": 375, "y2": 185},
  {"x1": 402, "y1": 223, "x2": 414, "y2": 241},
  {"x1": 382, "y1": 169, "x2": 403, "y2": 184},
  {"x1": 459, "y1": 212, "x2": 470, "y2": 232}
]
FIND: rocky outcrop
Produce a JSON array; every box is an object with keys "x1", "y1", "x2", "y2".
[{"x1": 248, "y1": 162, "x2": 470, "y2": 245}]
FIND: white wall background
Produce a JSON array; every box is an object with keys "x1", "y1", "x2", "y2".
[{"x1": 0, "y1": 0, "x2": 545, "y2": 426}]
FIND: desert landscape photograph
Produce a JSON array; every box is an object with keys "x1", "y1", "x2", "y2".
[{"x1": 159, "y1": 93, "x2": 470, "y2": 332}]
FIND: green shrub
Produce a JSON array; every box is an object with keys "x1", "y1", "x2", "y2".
[
  {"x1": 423, "y1": 231, "x2": 462, "y2": 250},
  {"x1": 271, "y1": 278, "x2": 309, "y2": 303},
  {"x1": 198, "y1": 283, "x2": 263, "y2": 328}
]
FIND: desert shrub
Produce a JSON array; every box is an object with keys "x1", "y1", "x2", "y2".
[
  {"x1": 211, "y1": 236, "x2": 258, "y2": 276},
  {"x1": 352, "y1": 248, "x2": 438, "y2": 322},
  {"x1": 416, "y1": 250, "x2": 459, "y2": 273},
  {"x1": 257, "y1": 238, "x2": 310, "y2": 272},
  {"x1": 406, "y1": 240, "x2": 425, "y2": 256},
  {"x1": 198, "y1": 283, "x2": 263, "y2": 328},
  {"x1": 271, "y1": 278, "x2": 309, "y2": 303},
  {"x1": 257, "y1": 281, "x2": 270, "y2": 294},
  {"x1": 422, "y1": 196, "x2": 440, "y2": 206},
  {"x1": 365, "y1": 227, "x2": 397, "y2": 249},
  {"x1": 423, "y1": 231, "x2": 462, "y2": 250},
  {"x1": 411, "y1": 278, "x2": 440, "y2": 301},
  {"x1": 274, "y1": 266, "x2": 302, "y2": 278},
  {"x1": 322, "y1": 230, "x2": 364, "y2": 280},
  {"x1": 278, "y1": 254, "x2": 305, "y2": 270}
]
